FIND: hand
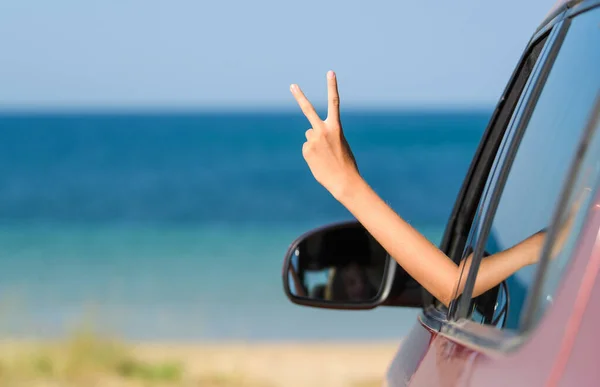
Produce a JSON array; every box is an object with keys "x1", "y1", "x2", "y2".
[{"x1": 290, "y1": 71, "x2": 360, "y2": 200}]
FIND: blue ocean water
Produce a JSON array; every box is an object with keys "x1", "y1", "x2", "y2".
[{"x1": 0, "y1": 110, "x2": 489, "y2": 341}]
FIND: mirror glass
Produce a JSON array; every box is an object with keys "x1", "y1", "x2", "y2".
[{"x1": 287, "y1": 223, "x2": 388, "y2": 303}]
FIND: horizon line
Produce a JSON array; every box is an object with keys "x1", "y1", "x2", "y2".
[{"x1": 0, "y1": 103, "x2": 495, "y2": 115}]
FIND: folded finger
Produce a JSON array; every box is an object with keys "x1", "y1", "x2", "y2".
[{"x1": 305, "y1": 128, "x2": 314, "y2": 141}]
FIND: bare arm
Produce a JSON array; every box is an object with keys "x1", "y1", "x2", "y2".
[
  {"x1": 337, "y1": 176, "x2": 459, "y2": 305},
  {"x1": 466, "y1": 186, "x2": 588, "y2": 299},
  {"x1": 289, "y1": 71, "x2": 547, "y2": 307},
  {"x1": 338, "y1": 175, "x2": 587, "y2": 304},
  {"x1": 338, "y1": 176, "x2": 540, "y2": 305},
  {"x1": 463, "y1": 231, "x2": 544, "y2": 299}
]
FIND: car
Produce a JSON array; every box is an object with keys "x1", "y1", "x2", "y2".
[{"x1": 280, "y1": 0, "x2": 600, "y2": 386}]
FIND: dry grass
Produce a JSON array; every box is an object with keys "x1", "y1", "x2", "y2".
[
  {"x1": 197, "y1": 372, "x2": 274, "y2": 387},
  {"x1": 0, "y1": 315, "x2": 395, "y2": 387},
  {"x1": 0, "y1": 328, "x2": 271, "y2": 387},
  {"x1": 0, "y1": 335, "x2": 391, "y2": 387}
]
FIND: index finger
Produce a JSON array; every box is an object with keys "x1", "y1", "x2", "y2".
[{"x1": 290, "y1": 84, "x2": 321, "y2": 126}]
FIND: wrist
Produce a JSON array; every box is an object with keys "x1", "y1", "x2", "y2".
[
  {"x1": 332, "y1": 171, "x2": 368, "y2": 205},
  {"x1": 529, "y1": 232, "x2": 547, "y2": 266}
]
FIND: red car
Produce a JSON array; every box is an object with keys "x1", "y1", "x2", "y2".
[{"x1": 282, "y1": 0, "x2": 600, "y2": 385}]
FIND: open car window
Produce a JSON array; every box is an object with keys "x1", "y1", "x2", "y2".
[{"x1": 427, "y1": 24, "x2": 553, "y2": 314}]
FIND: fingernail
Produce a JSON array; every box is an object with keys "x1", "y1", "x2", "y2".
[
  {"x1": 290, "y1": 84, "x2": 297, "y2": 92},
  {"x1": 327, "y1": 71, "x2": 335, "y2": 79}
]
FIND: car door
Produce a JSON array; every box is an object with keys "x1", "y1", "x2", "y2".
[{"x1": 386, "y1": 2, "x2": 600, "y2": 386}]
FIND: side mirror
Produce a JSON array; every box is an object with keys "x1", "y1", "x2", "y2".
[{"x1": 282, "y1": 220, "x2": 423, "y2": 310}]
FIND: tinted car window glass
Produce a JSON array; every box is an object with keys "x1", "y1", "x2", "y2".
[
  {"x1": 466, "y1": 8, "x2": 600, "y2": 330},
  {"x1": 527, "y1": 99, "x2": 600, "y2": 329}
]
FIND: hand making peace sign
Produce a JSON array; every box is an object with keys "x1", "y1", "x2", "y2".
[{"x1": 290, "y1": 71, "x2": 360, "y2": 200}]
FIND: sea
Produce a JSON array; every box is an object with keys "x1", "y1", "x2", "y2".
[{"x1": 0, "y1": 109, "x2": 490, "y2": 342}]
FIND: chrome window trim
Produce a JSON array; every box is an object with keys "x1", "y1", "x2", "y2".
[
  {"x1": 566, "y1": 0, "x2": 600, "y2": 19},
  {"x1": 441, "y1": 318, "x2": 524, "y2": 355},
  {"x1": 533, "y1": 0, "x2": 600, "y2": 37},
  {"x1": 532, "y1": 2, "x2": 573, "y2": 41},
  {"x1": 419, "y1": 305, "x2": 447, "y2": 332}
]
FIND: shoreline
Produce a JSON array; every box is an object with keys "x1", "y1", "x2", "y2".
[{"x1": 0, "y1": 338, "x2": 400, "y2": 387}]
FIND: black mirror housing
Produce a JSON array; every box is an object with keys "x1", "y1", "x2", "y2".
[{"x1": 282, "y1": 220, "x2": 423, "y2": 310}]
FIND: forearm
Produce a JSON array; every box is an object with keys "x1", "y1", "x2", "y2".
[
  {"x1": 336, "y1": 176, "x2": 459, "y2": 306},
  {"x1": 458, "y1": 232, "x2": 544, "y2": 298},
  {"x1": 334, "y1": 174, "x2": 545, "y2": 305}
]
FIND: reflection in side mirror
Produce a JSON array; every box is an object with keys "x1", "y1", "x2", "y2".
[{"x1": 282, "y1": 221, "x2": 398, "y2": 309}]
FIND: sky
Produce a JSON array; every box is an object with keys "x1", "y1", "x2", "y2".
[{"x1": 0, "y1": 0, "x2": 556, "y2": 110}]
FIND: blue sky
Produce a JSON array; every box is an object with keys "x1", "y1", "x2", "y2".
[{"x1": 0, "y1": 0, "x2": 554, "y2": 110}]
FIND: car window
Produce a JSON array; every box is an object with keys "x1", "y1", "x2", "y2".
[
  {"x1": 524, "y1": 99, "x2": 599, "y2": 330},
  {"x1": 447, "y1": 30, "x2": 553, "y2": 322},
  {"x1": 433, "y1": 31, "x2": 552, "y2": 314},
  {"x1": 458, "y1": 8, "x2": 600, "y2": 331}
]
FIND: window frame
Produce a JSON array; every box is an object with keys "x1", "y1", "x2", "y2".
[
  {"x1": 433, "y1": 1, "x2": 600, "y2": 352},
  {"x1": 450, "y1": 18, "x2": 571, "y2": 322},
  {"x1": 421, "y1": 1, "x2": 600, "y2": 336},
  {"x1": 446, "y1": 30, "x2": 556, "y2": 323},
  {"x1": 420, "y1": 14, "x2": 562, "y2": 316}
]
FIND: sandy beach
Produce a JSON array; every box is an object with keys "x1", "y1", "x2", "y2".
[{"x1": 0, "y1": 338, "x2": 400, "y2": 387}]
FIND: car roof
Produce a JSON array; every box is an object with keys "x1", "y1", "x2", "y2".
[
  {"x1": 540, "y1": 0, "x2": 581, "y2": 29},
  {"x1": 548, "y1": 0, "x2": 572, "y2": 14}
]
